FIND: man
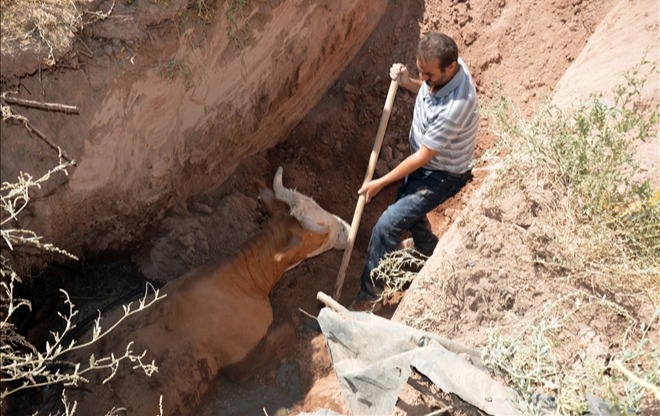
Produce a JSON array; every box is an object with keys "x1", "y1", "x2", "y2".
[{"x1": 354, "y1": 32, "x2": 479, "y2": 304}]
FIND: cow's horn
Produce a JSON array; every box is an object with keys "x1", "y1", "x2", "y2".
[{"x1": 273, "y1": 166, "x2": 296, "y2": 205}]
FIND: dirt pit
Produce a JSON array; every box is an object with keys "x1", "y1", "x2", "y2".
[{"x1": 4, "y1": 0, "x2": 658, "y2": 415}]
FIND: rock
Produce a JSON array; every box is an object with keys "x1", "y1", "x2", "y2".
[{"x1": 0, "y1": 0, "x2": 388, "y2": 261}]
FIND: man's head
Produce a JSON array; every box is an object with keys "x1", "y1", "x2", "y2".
[{"x1": 416, "y1": 32, "x2": 459, "y2": 91}]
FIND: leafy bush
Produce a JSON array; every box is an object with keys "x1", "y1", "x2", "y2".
[{"x1": 483, "y1": 61, "x2": 659, "y2": 414}]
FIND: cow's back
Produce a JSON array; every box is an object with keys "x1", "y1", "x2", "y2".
[{"x1": 66, "y1": 261, "x2": 274, "y2": 415}]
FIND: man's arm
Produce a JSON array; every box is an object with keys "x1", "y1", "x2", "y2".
[
  {"x1": 358, "y1": 145, "x2": 436, "y2": 202},
  {"x1": 390, "y1": 63, "x2": 422, "y2": 94}
]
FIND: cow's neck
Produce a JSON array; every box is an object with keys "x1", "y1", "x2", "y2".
[{"x1": 227, "y1": 220, "x2": 296, "y2": 296}]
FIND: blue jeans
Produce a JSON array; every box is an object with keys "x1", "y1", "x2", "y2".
[{"x1": 358, "y1": 168, "x2": 468, "y2": 299}]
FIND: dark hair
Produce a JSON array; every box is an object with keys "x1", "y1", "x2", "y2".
[{"x1": 417, "y1": 32, "x2": 459, "y2": 69}]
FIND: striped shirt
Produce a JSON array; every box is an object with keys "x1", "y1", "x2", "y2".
[{"x1": 409, "y1": 58, "x2": 479, "y2": 174}]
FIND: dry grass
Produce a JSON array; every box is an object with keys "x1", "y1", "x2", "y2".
[
  {"x1": 483, "y1": 292, "x2": 659, "y2": 415},
  {"x1": 0, "y1": 0, "x2": 81, "y2": 66}
]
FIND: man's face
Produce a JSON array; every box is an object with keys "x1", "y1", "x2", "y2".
[{"x1": 416, "y1": 58, "x2": 453, "y2": 91}]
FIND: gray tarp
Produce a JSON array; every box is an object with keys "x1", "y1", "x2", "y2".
[{"x1": 316, "y1": 307, "x2": 524, "y2": 416}]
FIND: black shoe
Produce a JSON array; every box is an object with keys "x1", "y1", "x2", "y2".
[
  {"x1": 355, "y1": 286, "x2": 383, "y2": 302},
  {"x1": 355, "y1": 289, "x2": 375, "y2": 302},
  {"x1": 348, "y1": 297, "x2": 383, "y2": 313}
]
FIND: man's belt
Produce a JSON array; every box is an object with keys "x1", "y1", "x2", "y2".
[{"x1": 439, "y1": 169, "x2": 472, "y2": 180}]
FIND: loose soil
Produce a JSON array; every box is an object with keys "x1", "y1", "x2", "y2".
[{"x1": 2, "y1": 0, "x2": 658, "y2": 415}]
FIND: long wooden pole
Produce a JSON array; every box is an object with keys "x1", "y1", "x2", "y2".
[{"x1": 333, "y1": 80, "x2": 398, "y2": 300}]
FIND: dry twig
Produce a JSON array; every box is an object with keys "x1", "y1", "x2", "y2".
[
  {"x1": 1, "y1": 93, "x2": 75, "y2": 163},
  {"x1": 3, "y1": 95, "x2": 79, "y2": 114}
]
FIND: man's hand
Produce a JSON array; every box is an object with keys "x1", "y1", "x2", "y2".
[
  {"x1": 390, "y1": 63, "x2": 421, "y2": 94},
  {"x1": 390, "y1": 63, "x2": 409, "y2": 82},
  {"x1": 358, "y1": 145, "x2": 437, "y2": 203},
  {"x1": 358, "y1": 179, "x2": 385, "y2": 203}
]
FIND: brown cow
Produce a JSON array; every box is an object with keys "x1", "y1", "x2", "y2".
[{"x1": 66, "y1": 167, "x2": 349, "y2": 415}]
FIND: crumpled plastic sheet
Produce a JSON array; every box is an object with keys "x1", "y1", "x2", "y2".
[
  {"x1": 315, "y1": 307, "x2": 524, "y2": 416},
  {"x1": 298, "y1": 410, "x2": 343, "y2": 416}
]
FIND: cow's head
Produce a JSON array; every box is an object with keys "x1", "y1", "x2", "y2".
[{"x1": 258, "y1": 167, "x2": 350, "y2": 266}]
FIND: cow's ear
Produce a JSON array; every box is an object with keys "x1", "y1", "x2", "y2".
[
  {"x1": 299, "y1": 218, "x2": 329, "y2": 234},
  {"x1": 274, "y1": 234, "x2": 302, "y2": 262},
  {"x1": 258, "y1": 185, "x2": 277, "y2": 215}
]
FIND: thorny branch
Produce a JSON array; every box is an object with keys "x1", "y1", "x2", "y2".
[
  {"x1": 0, "y1": 275, "x2": 166, "y2": 399},
  {"x1": 1, "y1": 160, "x2": 74, "y2": 228}
]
